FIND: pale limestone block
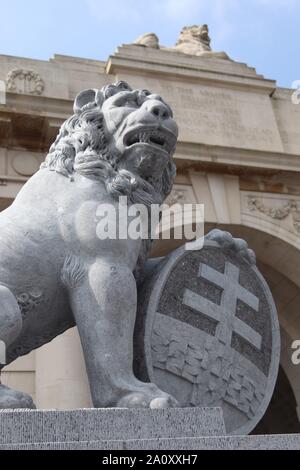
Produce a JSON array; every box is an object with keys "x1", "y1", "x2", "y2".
[
  {"x1": 272, "y1": 88, "x2": 300, "y2": 155},
  {"x1": 0, "y1": 147, "x2": 7, "y2": 175},
  {"x1": 7, "y1": 150, "x2": 42, "y2": 178},
  {"x1": 189, "y1": 172, "x2": 217, "y2": 222},
  {"x1": 3, "y1": 351, "x2": 35, "y2": 372},
  {"x1": 36, "y1": 328, "x2": 92, "y2": 409},
  {"x1": 0, "y1": 181, "x2": 23, "y2": 198},
  {"x1": 207, "y1": 174, "x2": 231, "y2": 224},
  {"x1": 224, "y1": 175, "x2": 241, "y2": 224}
]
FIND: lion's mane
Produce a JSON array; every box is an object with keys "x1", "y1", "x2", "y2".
[{"x1": 42, "y1": 81, "x2": 176, "y2": 207}]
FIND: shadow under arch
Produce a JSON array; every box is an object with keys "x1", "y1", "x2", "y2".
[{"x1": 252, "y1": 364, "x2": 300, "y2": 434}]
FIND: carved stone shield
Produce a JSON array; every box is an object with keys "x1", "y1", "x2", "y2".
[{"x1": 135, "y1": 239, "x2": 280, "y2": 435}]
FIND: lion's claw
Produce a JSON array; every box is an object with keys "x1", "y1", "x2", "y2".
[
  {"x1": 150, "y1": 395, "x2": 178, "y2": 409},
  {"x1": 0, "y1": 384, "x2": 36, "y2": 409},
  {"x1": 205, "y1": 229, "x2": 256, "y2": 265},
  {"x1": 117, "y1": 390, "x2": 178, "y2": 409}
]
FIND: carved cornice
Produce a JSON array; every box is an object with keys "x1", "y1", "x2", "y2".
[{"x1": 175, "y1": 142, "x2": 300, "y2": 174}]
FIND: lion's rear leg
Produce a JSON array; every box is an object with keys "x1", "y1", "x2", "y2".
[{"x1": 0, "y1": 285, "x2": 35, "y2": 409}]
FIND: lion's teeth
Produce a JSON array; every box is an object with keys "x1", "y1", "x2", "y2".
[{"x1": 131, "y1": 129, "x2": 174, "y2": 151}]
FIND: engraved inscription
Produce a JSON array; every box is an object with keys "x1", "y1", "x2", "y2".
[{"x1": 154, "y1": 83, "x2": 280, "y2": 150}]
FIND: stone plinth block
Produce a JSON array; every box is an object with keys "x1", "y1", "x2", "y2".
[
  {"x1": 0, "y1": 408, "x2": 299, "y2": 449},
  {"x1": 0, "y1": 407, "x2": 225, "y2": 446},
  {"x1": 124, "y1": 434, "x2": 300, "y2": 450}
]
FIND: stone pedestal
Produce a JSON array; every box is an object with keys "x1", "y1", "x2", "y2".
[
  {"x1": 0, "y1": 407, "x2": 223, "y2": 449},
  {"x1": 0, "y1": 408, "x2": 299, "y2": 450}
]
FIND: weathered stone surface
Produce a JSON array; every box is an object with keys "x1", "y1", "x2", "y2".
[
  {"x1": 0, "y1": 440, "x2": 124, "y2": 450},
  {"x1": 124, "y1": 434, "x2": 300, "y2": 450},
  {"x1": 1, "y1": 435, "x2": 300, "y2": 450},
  {"x1": 0, "y1": 408, "x2": 298, "y2": 449},
  {"x1": 0, "y1": 407, "x2": 225, "y2": 445},
  {"x1": 135, "y1": 230, "x2": 280, "y2": 435}
]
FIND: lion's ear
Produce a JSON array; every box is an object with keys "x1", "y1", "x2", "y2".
[{"x1": 73, "y1": 89, "x2": 103, "y2": 114}]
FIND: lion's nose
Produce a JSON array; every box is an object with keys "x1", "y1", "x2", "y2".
[{"x1": 144, "y1": 100, "x2": 171, "y2": 120}]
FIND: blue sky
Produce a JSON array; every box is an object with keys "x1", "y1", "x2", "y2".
[{"x1": 0, "y1": 0, "x2": 299, "y2": 88}]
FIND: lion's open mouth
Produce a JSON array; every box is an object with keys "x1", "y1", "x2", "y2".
[{"x1": 124, "y1": 128, "x2": 176, "y2": 154}]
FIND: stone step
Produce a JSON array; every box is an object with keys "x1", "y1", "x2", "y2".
[
  {"x1": 0, "y1": 434, "x2": 300, "y2": 450},
  {"x1": 0, "y1": 407, "x2": 225, "y2": 445}
]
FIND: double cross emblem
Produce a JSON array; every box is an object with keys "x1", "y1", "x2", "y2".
[{"x1": 183, "y1": 261, "x2": 262, "y2": 351}]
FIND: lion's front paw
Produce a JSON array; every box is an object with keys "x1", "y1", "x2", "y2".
[
  {"x1": 117, "y1": 390, "x2": 178, "y2": 409},
  {"x1": 0, "y1": 384, "x2": 36, "y2": 409},
  {"x1": 205, "y1": 229, "x2": 256, "y2": 265}
]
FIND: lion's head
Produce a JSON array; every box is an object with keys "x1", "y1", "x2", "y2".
[
  {"x1": 42, "y1": 81, "x2": 178, "y2": 207},
  {"x1": 176, "y1": 24, "x2": 211, "y2": 50}
]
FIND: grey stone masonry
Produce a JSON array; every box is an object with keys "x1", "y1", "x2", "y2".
[
  {"x1": 1, "y1": 436, "x2": 300, "y2": 450},
  {"x1": 0, "y1": 407, "x2": 225, "y2": 445},
  {"x1": 0, "y1": 408, "x2": 299, "y2": 449}
]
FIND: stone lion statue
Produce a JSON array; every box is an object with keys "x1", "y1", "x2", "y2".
[
  {"x1": 0, "y1": 81, "x2": 179, "y2": 409},
  {"x1": 134, "y1": 32, "x2": 160, "y2": 49},
  {"x1": 171, "y1": 24, "x2": 230, "y2": 59}
]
